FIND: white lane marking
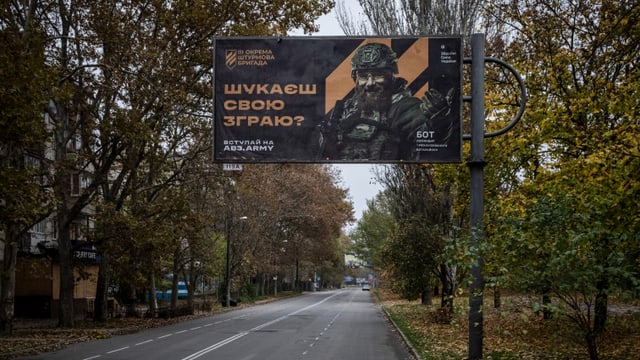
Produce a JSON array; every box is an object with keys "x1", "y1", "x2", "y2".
[
  {"x1": 181, "y1": 292, "x2": 342, "y2": 360},
  {"x1": 180, "y1": 332, "x2": 250, "y2": 360},
  {"x1": 106, "y1": 346, "x2": 129, "y2": 354},
  {"x1": 81, "y1": 308, "x2": 261, "y2": 359},
  {"x1": 302, "y1": 300, "x2": 346, "y2": 356}
]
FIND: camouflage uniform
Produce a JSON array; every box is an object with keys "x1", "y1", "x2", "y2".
[
  {"x1": 329, "y1": 78, "x2": 427, "y2": 160},
  {"x1": 317, "y1": 43, "x2": 448, "y2": 161}
]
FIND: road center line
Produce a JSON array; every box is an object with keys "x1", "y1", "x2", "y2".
[
  {"x1": 106, "y1": 346, "x2": 129, "y2": 354},
  {"x1": 180, "y1": 293, "x2": 341, "y2": 360},
  {"x1": 180, "y1": 332, "x2": 249, "y2": 360}
]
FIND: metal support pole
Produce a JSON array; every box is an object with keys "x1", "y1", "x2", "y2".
[
  {"x1": 224, "y1": 216, "x2": 231, "y2": 307},
  {"x1": 460, "y1": 32, "x2": 525, "y2": 360},
  {"x1": 468, "y1": 33, "x2": 486, "y2": 360}
]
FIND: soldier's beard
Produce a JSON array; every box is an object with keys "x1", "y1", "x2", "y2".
[{"x1": 355, "y1": 84, "x2": 392, "y2": 116}]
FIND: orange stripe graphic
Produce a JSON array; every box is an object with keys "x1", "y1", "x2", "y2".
[
  {"x1": 414, "y1": 82, "x2": 431, "y2": 100},
  {"x1": 324, "y1": 38, "x2": 430, "y2": 113},
  {"x1": 398, "y1": 38, "x2": 429, "y2": 98}
]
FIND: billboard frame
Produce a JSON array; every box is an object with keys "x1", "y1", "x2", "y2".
[{"x1": 213, "y1": 36, "x2": 463, "y2": 164}]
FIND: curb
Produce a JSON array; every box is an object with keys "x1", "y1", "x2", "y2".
[
  {"x1": 373, "y1": 290, "x2": 421, "y2": 360},
  {"x1": 381, "y1": 305, "x2": 422, "y2": 360}
]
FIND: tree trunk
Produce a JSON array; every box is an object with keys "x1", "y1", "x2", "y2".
[
  {"x1": 440, "y1": 263, "x2": 455, "y2": 313},
  {"x1": 55, "y1": 214, "x2": 77, "y2": 328},
  {"x1": 93, "y1": 250, "x2": 110, "y2": 323},
  {"x1": 186, "y1": 279, "x2": 194, "y2": 309},
  {"x1": 421, "y1": 287, "x2": 433, "y2": 305},
  {"x1": 542, "y1": 292, "x2": 552, "y2": 320},
  {"x1": 594, "y1": 276, "x2": 608, "y2": 334},
  {"x1": 585, "y1": 332, "x2": 600, "y2": 360},
  {"x1": 185, "y1": 260, "x2": 194, "y2": 309},
  {"x1": 121, "y1": 282, "x2": 137, "y2": 317},
  {"x1": 171, "y1": 246, "x2": 180, "y2": 309},
  {"x1": 148, "y1": 268, "x2": 158, "y2": 315},
  {"x1": 494, "y1": 286, "x2": 501, "y2": 308},
  {"x1": 170, "y1": 275, "x2": 178, "y2": 309},
  {"x1": 57, "y1": 218, "x2": 75, "y2": 327},
  {"x1": 0, "y1": 229, "x2": 18, "y2": 333},
  {"x1": 52, "y1": 0, "x2": 74, "y2": 329}
]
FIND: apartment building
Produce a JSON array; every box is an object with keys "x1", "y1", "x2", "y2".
[{"x1": 12, "y1": 109, "x2": 99, "y2": 319}]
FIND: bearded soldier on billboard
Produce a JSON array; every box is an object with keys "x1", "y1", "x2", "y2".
[{"x1": 316, "y1": 42, "x2": 453, "y2": 161}]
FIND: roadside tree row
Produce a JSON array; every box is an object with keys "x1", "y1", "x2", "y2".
[
  {"x1": 345, "y1": 1, "x2": 639, "y2": 358},
  {"x1": 0, "y1": 0, "x2": 339, "y2": 331}
]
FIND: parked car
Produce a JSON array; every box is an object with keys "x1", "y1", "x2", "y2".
[{"x1": 362, "y1": 283, "x2": 371, "y2": 291}]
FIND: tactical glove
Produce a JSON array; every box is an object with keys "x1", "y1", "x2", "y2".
[{"x1": 420, "y1": 88, "x2": 453, "y2": 119}]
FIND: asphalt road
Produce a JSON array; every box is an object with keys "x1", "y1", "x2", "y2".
[{"x1": 22, "y1": 288, "x2": 414, "y2": 360}]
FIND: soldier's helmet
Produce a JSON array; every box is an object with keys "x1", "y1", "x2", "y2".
[{"x1": 351, "y1": 43, "x2": 399, "y2": 80}]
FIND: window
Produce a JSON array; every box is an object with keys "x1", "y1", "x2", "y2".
[
  {"x1": 71, "y1": 173, "x2": 81, "y2": 196},
  {"x1": 67, "y1": 132, "x2": 82, "y2": 153},
  {"x1": 31, "y1": 219, "x2": 46, "y2": 234},
  {"x1": 24, "y1": 155, "x2": 41, "y2": 170},
  {"x1": 70, "y1": 173, "x2": 91, "y2": 196}
]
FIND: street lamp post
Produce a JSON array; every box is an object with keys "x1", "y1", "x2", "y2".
[
  {"x1": 224, "y1": 215, "x2": 247, "y2": 307},
  {"x1": 224, "y1": 216, "x2": 231, "y2": 306}
]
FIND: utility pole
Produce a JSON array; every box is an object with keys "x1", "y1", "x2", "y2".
[{"x1": 224, "y1": 215, "x2": 231, "y2": 306}]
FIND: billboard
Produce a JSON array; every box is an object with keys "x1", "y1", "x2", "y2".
[{"x1": 214, "y1": 36, "x2": 462, "y2": 163}]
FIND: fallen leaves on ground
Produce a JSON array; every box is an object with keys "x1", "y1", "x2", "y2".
[
  {"x1": 378, "y1": 289, "x2": 640, "y2": 359},
  {"x1": 0, "y1": 314, "x2": 206, "y2": 359}
]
